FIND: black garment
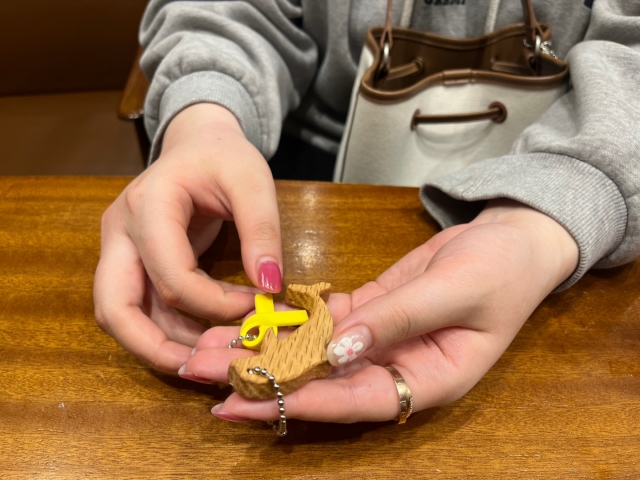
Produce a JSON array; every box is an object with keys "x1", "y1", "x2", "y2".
[{"x1": 269, "y1": 134, "x2": 336, "y2": 182}]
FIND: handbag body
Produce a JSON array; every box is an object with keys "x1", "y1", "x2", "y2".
[{"x1": 334, "y1": 0, "x2": 570, "y2": 186}]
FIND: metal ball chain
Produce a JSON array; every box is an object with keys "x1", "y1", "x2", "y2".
[
  {"x1": 248, "y1": 366, "x2": 287, "y2": 437},
  {"x1": 227, "y1": 334, "x2": 257, "y2": 349},
  {"x1": 228, "y1": 335, "x2": 287, "y2": 437}
]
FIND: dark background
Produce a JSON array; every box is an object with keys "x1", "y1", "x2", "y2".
[
  {"x1": 0, "y1": 1, "x2": 148, "y2": 175},
  {"x1": 0, "y1": 1, "x2": 335, "y2": 180}
]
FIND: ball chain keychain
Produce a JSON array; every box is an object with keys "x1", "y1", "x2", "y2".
[
  {"x1": 228, "y1": 334, "x2": 288, "y2": 437},
  {"x1": 225, "y1": 284, "x2": 334, "y2": 438}
]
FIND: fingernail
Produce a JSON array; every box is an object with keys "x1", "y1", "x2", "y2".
[
  {"x1": 258, "y1": 260, "x2": 282, "y2": 293},
  {"x1": 211, "y1": 404, "x2": 252, "y2": 422},
  {"x1": 191, "y1": 347, "x2": 197, "y2": 355},
  {"x1": 327, "y1": 325, "x2": 373, "y2": 367},
  {"x1": 178, "y1": 364, "x2": 214, "y2": 384}
]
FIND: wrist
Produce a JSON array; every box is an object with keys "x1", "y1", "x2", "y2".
[
  {"x1": 162, "y1": 103, "x2": 245, "y2": 154},
  {"x1": 473, "y1": 199, "x2": 579, "y2": 289}
]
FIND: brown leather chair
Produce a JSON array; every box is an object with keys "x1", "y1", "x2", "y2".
[{"x1": 118, "y1": 48, "x2": 151, "y2": 161}]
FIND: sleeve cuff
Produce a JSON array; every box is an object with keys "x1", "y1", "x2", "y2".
[
  {"x1": 146, "y1": 71, "x2": 263, "y2": 163},
  {"x1": 419, "y1": 153, "x2": 627, "y2": 290}
]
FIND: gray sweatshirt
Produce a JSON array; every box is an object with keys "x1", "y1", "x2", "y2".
[{"x1": 139, "y1": 0, "x2": 640, "y2": 290}]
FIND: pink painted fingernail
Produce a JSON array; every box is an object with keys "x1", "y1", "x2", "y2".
[
  {"x1": 211, "y1": 404, "x2": 252, "y2": 422},
  {"x1": 179, "y1": 373, "x2": 215, "y2": 384},
  {"x1": 326, "y1": 326, "x2": 373, "y2": 367},
  {"x1": 178, "y1": 364, "x2": 214, "y2": 384},
  {"x1": 258, "y1": 261, "x2": 282, "y2": 293}
]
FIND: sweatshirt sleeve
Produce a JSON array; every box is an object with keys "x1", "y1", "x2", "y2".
[
  {"x1": 139, "y1": 0, "x2": 318, "y2": 161},
  {"x1": 420, "y1": 0, "x2": 640, "y2": 290}
]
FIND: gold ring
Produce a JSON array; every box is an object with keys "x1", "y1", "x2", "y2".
[{"x1": 385, "y1": 366, "x2": 413, "y2": 424}]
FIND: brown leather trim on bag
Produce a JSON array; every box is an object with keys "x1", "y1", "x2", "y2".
[
  {"x1": 490, "y1": 59, "x2": 534, "y2": 76},
  {"x1": 360, "y1": 25, "x2": 569, "y2": 104},
  {"x1": 383, "y1": 58, "x2": 424, "y2": 82},
  {"x1": 371, "y1": 22, "x2": 550, "y2": 53},
  {"x1": 410, "y1": 102, "x2": 507, "y2": 129}
]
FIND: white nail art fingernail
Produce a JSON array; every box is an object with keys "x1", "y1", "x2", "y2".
[
  {"x1": 178, "y1": 364, "x2": 187, "y2": 375},
  {"x1": 327, "y1": 327, "x2": 371, "y2": 367}
]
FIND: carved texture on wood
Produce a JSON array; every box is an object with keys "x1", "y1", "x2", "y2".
[{"x1": 228, "y1": 283, "x2": 334, "y2": 399}]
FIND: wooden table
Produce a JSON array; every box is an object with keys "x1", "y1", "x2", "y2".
[{"x1": 1, "y1": 177, "x2": 639, "y2": 478}]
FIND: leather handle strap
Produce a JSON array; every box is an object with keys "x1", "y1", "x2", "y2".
[
  {"x1": 379, "y1": 0, "x2": 394, "y2": 51},
  {"x1": 520, "y1": 0, "x2": 543, "y2": 44},
  {"x1": 375, "y1": 0, "x2": 395, "y2": 84},
  {"x1": 377, "y1": 0, "x2": 542, "y2": 82},
  {"x1": 411, "y1": 102, "x2": 507, "y2": 129},
  {"x1": 380, "y1": 0, "x2": 541, "y2": 44}
]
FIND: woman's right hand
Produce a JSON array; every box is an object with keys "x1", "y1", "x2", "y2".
[{"x1": 93, "y1": 103, "x2": 283, "y2": 373}]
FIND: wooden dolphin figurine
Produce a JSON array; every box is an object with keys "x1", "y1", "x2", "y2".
[{"x1": 228, "y1": 283, "x2": 334, "y2": 400}]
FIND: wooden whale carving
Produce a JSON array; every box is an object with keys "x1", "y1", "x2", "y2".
[{"x1": 228, "y1": 283, "x2": 334, "y2": 399}]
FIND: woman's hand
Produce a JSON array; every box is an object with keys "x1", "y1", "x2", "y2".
[
  {"x1": 93, "y1": 104, "x2": 283, "y2": 374},
  {"x1": 179, "y1": 200, "x2": 578, "y2": 422}
]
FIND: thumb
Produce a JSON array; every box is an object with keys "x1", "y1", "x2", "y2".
[
  {"x1": 326, "y1": 268, "x2": 467, "y2": 367},
  {"x1": 225, "y1": 163, "x2": 283, "y2": 293}
]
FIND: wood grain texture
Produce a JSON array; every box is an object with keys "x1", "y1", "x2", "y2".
[
  {"x1": 0, "y1": 177, "x2": 639, "y2": 478},
  {"x1": 229, "y1": 283, "x2": 334, "y2": 399}
]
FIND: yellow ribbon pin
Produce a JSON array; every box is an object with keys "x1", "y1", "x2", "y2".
[{"x1": 240, "y1": 293, "x2": 309, "y2": 351}]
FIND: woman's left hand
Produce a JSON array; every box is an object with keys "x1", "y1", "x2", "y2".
[{"x1": 178, "y1": 200, "x2": 578, "y2": 423}]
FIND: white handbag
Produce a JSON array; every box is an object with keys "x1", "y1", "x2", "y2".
[{"x1": 334, "y1": 0, "x2": 569, "y2": 187}]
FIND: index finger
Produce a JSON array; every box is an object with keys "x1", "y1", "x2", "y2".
[{"x1": 125, "y1": 183, "x2": 256, "y2": 320}]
